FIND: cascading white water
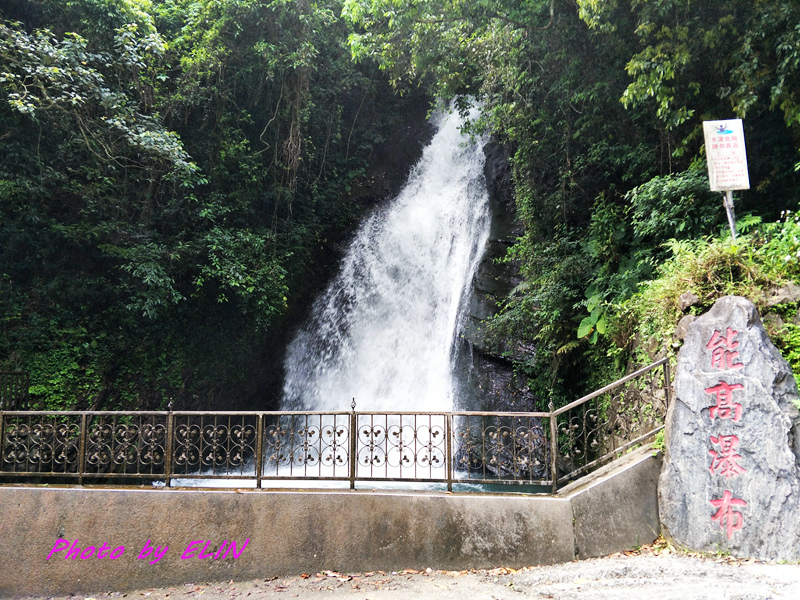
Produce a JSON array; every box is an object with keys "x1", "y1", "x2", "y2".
[{"x1": 281, "y1": 107, "x2": 490, "y2": 412}]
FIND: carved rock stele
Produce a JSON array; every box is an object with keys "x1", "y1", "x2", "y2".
[{"x1": 660, "y1": 295, "x2": 800, "y2": 560}]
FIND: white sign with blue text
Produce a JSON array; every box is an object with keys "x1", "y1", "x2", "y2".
[{"x1": 703, "y1": 119, "x2": 750, "y2": 192}]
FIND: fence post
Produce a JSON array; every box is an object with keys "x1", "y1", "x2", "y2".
[
  {"x1": 446, "y1": 414, "x2": 453, "y2": 492},
  {"x1": 663, "y1": 358, "x2": 672, "y2": 408},
  {"x1": 549, "y1": 401, "x2": 558, "y2": 494},
  {"x1": 78, "y1": 413, "x2": 87, "y2": 486},
  {"x1": 165, "y1": 406, "x2": 173, "y2": 488},
  {"x1": 349, "y1": 399, "x2": 357, "y2": 490},
  {"x1": 255, "y1": 414, "x2": 263, "y2": 489}
]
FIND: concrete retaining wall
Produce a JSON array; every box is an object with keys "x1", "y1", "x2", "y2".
[{"x1": 0, "y1": 447, "x2": 660, "y2": 597}]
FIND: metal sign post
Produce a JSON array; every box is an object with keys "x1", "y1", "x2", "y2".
[
  {"x1": 703, "y1": 119, "x2": 750, "y2": 240},
  {"x1": 724, "y1": 190, "x2": 737, "y2": 240}
]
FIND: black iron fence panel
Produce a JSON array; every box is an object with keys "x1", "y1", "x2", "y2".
[
  {"x1": 552, "y1": 358, "x2": 671, "y2": 486},
  {"x1": 261, "y1": 413, "x2": 350, "y2": 480},
  {"x1": 0, "y1": 360, "x2": 670, "y2": 492},
  {"x1": 354, "y1": 413, "x2": 447, "y2": 480},
  {"x1": 1, "y1": 413, "x2": 82, "y2": 476},
  {"x1": 84, "y1": 413, "x2": 167, "y2": 477},
  {"x1": 451, "y1": 413, "x2": 551, "y2": 484},
  {"x1": 172, "y1": 413, "x2": 257, "y2": 478}
]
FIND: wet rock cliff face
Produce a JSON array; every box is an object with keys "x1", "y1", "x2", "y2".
[{"x1": 453, "y1": 140, "x2": 536, "y2": 412}]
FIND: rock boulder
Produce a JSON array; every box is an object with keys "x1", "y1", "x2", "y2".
[{"x1": 660, "y1": 295, "x2": 800, "y2": 560}]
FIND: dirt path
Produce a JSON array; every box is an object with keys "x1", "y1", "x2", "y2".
[{"x1": 23, "y1": 542, "x2": 800, "y2": 600}]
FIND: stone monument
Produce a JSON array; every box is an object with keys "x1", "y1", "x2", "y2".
[{"x1": 660, "y1": 295, "x2": 800, "y2": 560}]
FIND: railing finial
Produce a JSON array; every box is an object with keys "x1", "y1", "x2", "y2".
[{"x1": 351, "y1": 398, "x2": 356, "y2": 411}]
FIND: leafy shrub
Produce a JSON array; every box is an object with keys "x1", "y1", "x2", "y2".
[
  {"x1": 750, "y1": 210, "x2": 800, "y2": 282},
  {"x1": 611, "y1": 218, "x2": 800, "y2": 376},
  {"x1": 627, "y1": 168, "x2": 723, "y2": 246}
]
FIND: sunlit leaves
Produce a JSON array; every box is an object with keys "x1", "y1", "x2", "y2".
[
  {"x1": 341, "y1": 0, "x2": 556, "y2": 93},
  {"x1": 0, "y1": 21, "x2": 199, "y2": 184},
  {"x1": 621, "y1": 24, "x2": 696, "y2": 128}
]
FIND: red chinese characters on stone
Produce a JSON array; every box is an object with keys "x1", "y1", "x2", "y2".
[
  {"x1": 711, "y1": 490, "x2": 747, "y2": 540},
  {"x1": 708, "y1": 434, "x2": 746, "y2": 478},
  {"x1": 705, "y1": 381, "x2": 744, "y2": 421},
  {"x1": 703, "y1": 324, "x2": 748, "y2": 538},
  {"x1": 706, "y1": 327, "x2": 744, "y2": 370}
]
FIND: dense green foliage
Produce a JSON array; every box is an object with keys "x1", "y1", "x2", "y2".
[
  {"x1": 4, "y1": 0, "x2": 800, "y2": 411},
  {"x1": 0, "y1": 0, "x2": 424, "y2": 409},
  {"x1": 614, "y1": 213, "x2": 800, "y2": 397},
  {"x1": 342, "y1": 0, "x2": 800, "y2": 404}
]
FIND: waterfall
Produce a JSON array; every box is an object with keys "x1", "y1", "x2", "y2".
[{"x1": 282, "y1": 107, "x2": 490, "y2": 412}]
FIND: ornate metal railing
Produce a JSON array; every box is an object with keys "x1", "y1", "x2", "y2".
[
  {"x1": 550, "y1": 357, "x2": 670, "y2": 490},
  {"x1": 0, "y1": 359, "x2": 669, "y2": 492}
]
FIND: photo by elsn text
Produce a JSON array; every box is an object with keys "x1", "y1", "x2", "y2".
[{"x1": 46, "y1": 538, "x2": 249, "y2": 563}]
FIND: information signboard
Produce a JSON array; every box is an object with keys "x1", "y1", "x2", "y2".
[{"x1": 703, "y1": 119, "x2": 750, "y2": 192}]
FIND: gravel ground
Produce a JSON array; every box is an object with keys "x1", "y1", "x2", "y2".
[{"x1": 23, "y1": 541, "x2": 800, "y2": 600}]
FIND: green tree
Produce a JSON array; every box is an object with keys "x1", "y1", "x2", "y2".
[{"x1": 1, "y1": 0, "x2": 425, "y2": 410}]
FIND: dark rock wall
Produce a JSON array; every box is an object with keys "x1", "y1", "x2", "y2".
[{"x1": 453, "y1": 139, "x2": 535, "y2": 411}]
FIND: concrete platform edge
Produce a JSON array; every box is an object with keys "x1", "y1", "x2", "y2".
[{"x1": 0, "y1": 447, "x2": 661, "y2": 597}]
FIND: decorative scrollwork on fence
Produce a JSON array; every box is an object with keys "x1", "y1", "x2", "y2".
[
  {"x1": 1, "y1": 416, "x2": 80, "y2": 474},
  {"x1": 0, "y1": 360, "x2": 670, "y2": 488},
  {"x1": 84, "y1": 417, "x2": 166, "y2": 475},
  {"x1": 173, "y1": 417, "x2": 256, "y2": 476},
  {"x1": 292, "y1": 424, "x2": 322, "y2": 466},
  {"x1": 357, "y1": 423, "x2": 387, "y2": 468},
  {"x1": 262, "y1": 416, "x2": 349, "y2": 476},
  {"x1": 556, "y1": 407, "x2": 600, "y2": 477},
  {"x1": 319, "y1": 422, "x2": 349, "y2": 467},
  {"x1": 264, "y1": 422, "x2": 293, "y2": 468},
  {"x1": 356, "y1": 416, "x2": 447, "y2": 477},
  {"x1": 556, "y1": 364, "x2": 669, "y2": 480},
  {"x1": 453, "y1": 416, "x2": 549, "y2": 481},
  {"x1": 384, "y1": 423, "x2": 445, "y2": 469}
]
